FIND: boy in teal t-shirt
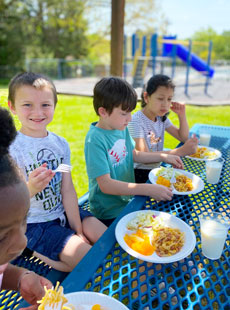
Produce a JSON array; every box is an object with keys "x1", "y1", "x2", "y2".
[{"x1": 84, "y1": 77, "x2": 184, "y2": 226}]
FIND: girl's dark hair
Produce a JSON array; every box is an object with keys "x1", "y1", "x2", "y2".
[
  {"x1": 93, "y1": 77, "x2": 137, "y2": 115},
  {"x1": 141, "y1": 74, "x2": 175, "y2": 108},
  {"x1": 8, "y1": 72, "x2": 58, "y2": 107},
  {"x1": 0, "y1": 107, "x2": 22, "y2": 187}
]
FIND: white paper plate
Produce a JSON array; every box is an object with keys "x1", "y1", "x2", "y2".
[
  {"x1": 115, "y1": 211, "x2": 196, "y2": 264},
  {"x1": 186, "y1": 146, "x2": 222, "y2": 161},
  {"x1": 65, "y1": 292, "x2": 129, "y2": 310},
  {"x1": 148, "y1": 168, "x2": 204, "y2": 195}
]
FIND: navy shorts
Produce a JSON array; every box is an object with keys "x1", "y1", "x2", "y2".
[{"x1": 26, "y1": 209, "x2": 92, "y2": 261}]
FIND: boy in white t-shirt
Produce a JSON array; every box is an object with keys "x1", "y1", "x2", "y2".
[
  {"x1": 0, "y1": 106, "x2": 52, "y2": 304},
  {"x1": 8, "y1": 72, "x2": 107, "y2": 272}
]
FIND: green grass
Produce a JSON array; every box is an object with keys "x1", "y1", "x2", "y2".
[{"x1": 1, "y1": 88, "x2": 229, "y2": 197}]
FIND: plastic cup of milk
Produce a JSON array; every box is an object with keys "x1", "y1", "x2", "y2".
[
  {"x1": 199, "y1": 212, "x2": 230, "y2": 260},
  {"x1": 206, "y1": 157, "x2": 225, "y2": 184},
  {"x1": 199, "y1": 128, "x2": 211, "y2": 146}
]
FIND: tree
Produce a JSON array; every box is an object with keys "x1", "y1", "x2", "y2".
[
  {"x1": 125, "y1": 0, "x2": 169, "y2": 35},
  {"x1": 214, "y1": 31, "x2": 230, "y2": 60},
  {"x1": 0, "y1": 1, "x2": 26, "y2": 68},
  {"x1": 110, "y1": 0, "x2": 169, "y2": 76},
  {"x1": 0, "y1": 0, "x2": 90, "y2": 74},
  {"x1": 87, "y1": 34, "x2": 110, "y2": 64},
  {"x1": 24, "y1": 0, "x2": 89, "y2": 59},
  {"x1": 192, "y1": 28, "x2": 230, "y2": 61},
  {"x1": 86, "y1": 0, "x2": 168, "y2": 75},
  {"x1": 85, "y1": 0, "x2": 168, "y2": 37}
]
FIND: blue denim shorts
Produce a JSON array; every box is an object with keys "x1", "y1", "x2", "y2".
[{"x1": 26, "y1": 209, "x2": 92, "y2": 261}]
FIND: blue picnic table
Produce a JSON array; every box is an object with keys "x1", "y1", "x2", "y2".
[
  {"x1": 1, "y1": 124, "x2": 229, "y2": 310},
  {"x1": 61, "y1": 124, "x2": 230, "y2": 309}
]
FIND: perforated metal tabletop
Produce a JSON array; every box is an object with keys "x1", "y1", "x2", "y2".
[{"x1": 62, "y1": 124, "x2": 230, "y2": 310}]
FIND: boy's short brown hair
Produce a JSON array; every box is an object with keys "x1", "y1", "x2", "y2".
[
  {"x1": 93, "y1": 77, "x2": 137, "y2": 115},
  {"x1": 8, "y1": 72, "x2": 58, "y2": 107}
]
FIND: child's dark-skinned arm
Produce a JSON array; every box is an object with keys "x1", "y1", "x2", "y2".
[{"x1": 2, "y1": 264, "x2": 52, "y2": 309}]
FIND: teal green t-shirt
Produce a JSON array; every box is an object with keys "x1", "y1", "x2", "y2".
[{"x1": 84, "y1": 122, "x2": 135, "y2": 220}]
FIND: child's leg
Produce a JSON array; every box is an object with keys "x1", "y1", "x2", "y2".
[
  {"x1": 82, "y1": 217, "x2": 107, "y2": 244},
  {"x1": 58, "y1": 234, "x2": 92, "y2": 271},
  {"x1": 33, "y1": 251, "x2": 71, "y2": 272},
  {"x1": 34, "y1": 234, "x2": 92, "y2": 272},
  {"x1": 27, "y1": 221, "x2": 93, "y2": 272}
]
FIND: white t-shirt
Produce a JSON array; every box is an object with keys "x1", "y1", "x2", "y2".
[
  {"x1": 10, "y1": 131, "x2": 71, "y2": 223},
  {"x1": 128, "y1": 110, "x2": 172, "y2": 169}
]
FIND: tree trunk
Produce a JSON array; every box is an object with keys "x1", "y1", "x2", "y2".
[{"x1": 110, "y1": 0, "x2": 125, "y2": 76}]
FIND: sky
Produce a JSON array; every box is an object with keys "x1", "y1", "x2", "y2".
[
  {"x1": 87, "y1": 0, "x2": 230, "y2": 39},
  {"x1": 161, "y1": 0, "x2": 230, "y2": 38}
]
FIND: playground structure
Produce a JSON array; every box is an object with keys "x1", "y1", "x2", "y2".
[{"x1": 124, "y1": 34, "x2": 215, "y2": 96}]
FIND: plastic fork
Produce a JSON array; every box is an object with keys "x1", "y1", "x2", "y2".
[
  {"x1": 170, "y1": 170, "x2": 176, "y2": 183},
  {"x1": 52, "y1": 164, "x2": 72, "y2": 173}
]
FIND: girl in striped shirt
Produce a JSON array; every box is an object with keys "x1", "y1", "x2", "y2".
[{"x1": 128, "y1": 74, "x2": 198, "y2": 183}]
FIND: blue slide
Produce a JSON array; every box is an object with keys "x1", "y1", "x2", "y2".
[{"x1": 162, "y1": 37, "x2": 215, "y2": 78}]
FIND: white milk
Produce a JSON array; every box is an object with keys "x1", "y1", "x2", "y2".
[
  {"x1": 206, "y1": 161, "x2": 222, "y2": 184},
  {"x1": 199, "y1": 133, "x2": 211, "y2": 146},
  {"x1": 200, "y1": 219, "x2": 227, "y2": 259}
]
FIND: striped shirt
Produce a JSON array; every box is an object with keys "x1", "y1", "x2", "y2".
[{"x1": 128, "y1": 110, "x2": 172, "y2": 169}]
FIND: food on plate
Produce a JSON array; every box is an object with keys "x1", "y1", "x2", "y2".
[
  {"x1": 154, "y1": 227, "x2": 185, "y2": 257},
  {"x1": 38, "y1": 283, "x2": 108, "y2": 310},
  {"x1": 124, "y1": 212, "x2": 185, "y2": 257},
  {"x1": 126, "y1": 211, "x2": 163, "y2": 231},
  {"x1": 91, "y1": 305, "x2": 104, "y2": 310},
  {"x1": 155, "y1": 167, "x2": 174, "y2": 180},
  {"x1": 124, "y1": 229, "x2": 155, "y2": 255},
  {"x1": 38, "y1": 282, "x2": 73, "y2": 310},
  {"x1": 156, "y1": 176, "x2": 171, "y2": 187},
  {"x1": 190, "y1": 146, "x2": 216, "y2": 159},
  {"x1": 173, "y1": 174, "x2": 193, "y2": 192},
  {"x1": 155, "y1": 167, "x2": 193, "y2": 192}
]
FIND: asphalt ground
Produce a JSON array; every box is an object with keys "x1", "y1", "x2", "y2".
[{"x1": 54, "y1": 66, "x2": 230, "y2": 106}]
